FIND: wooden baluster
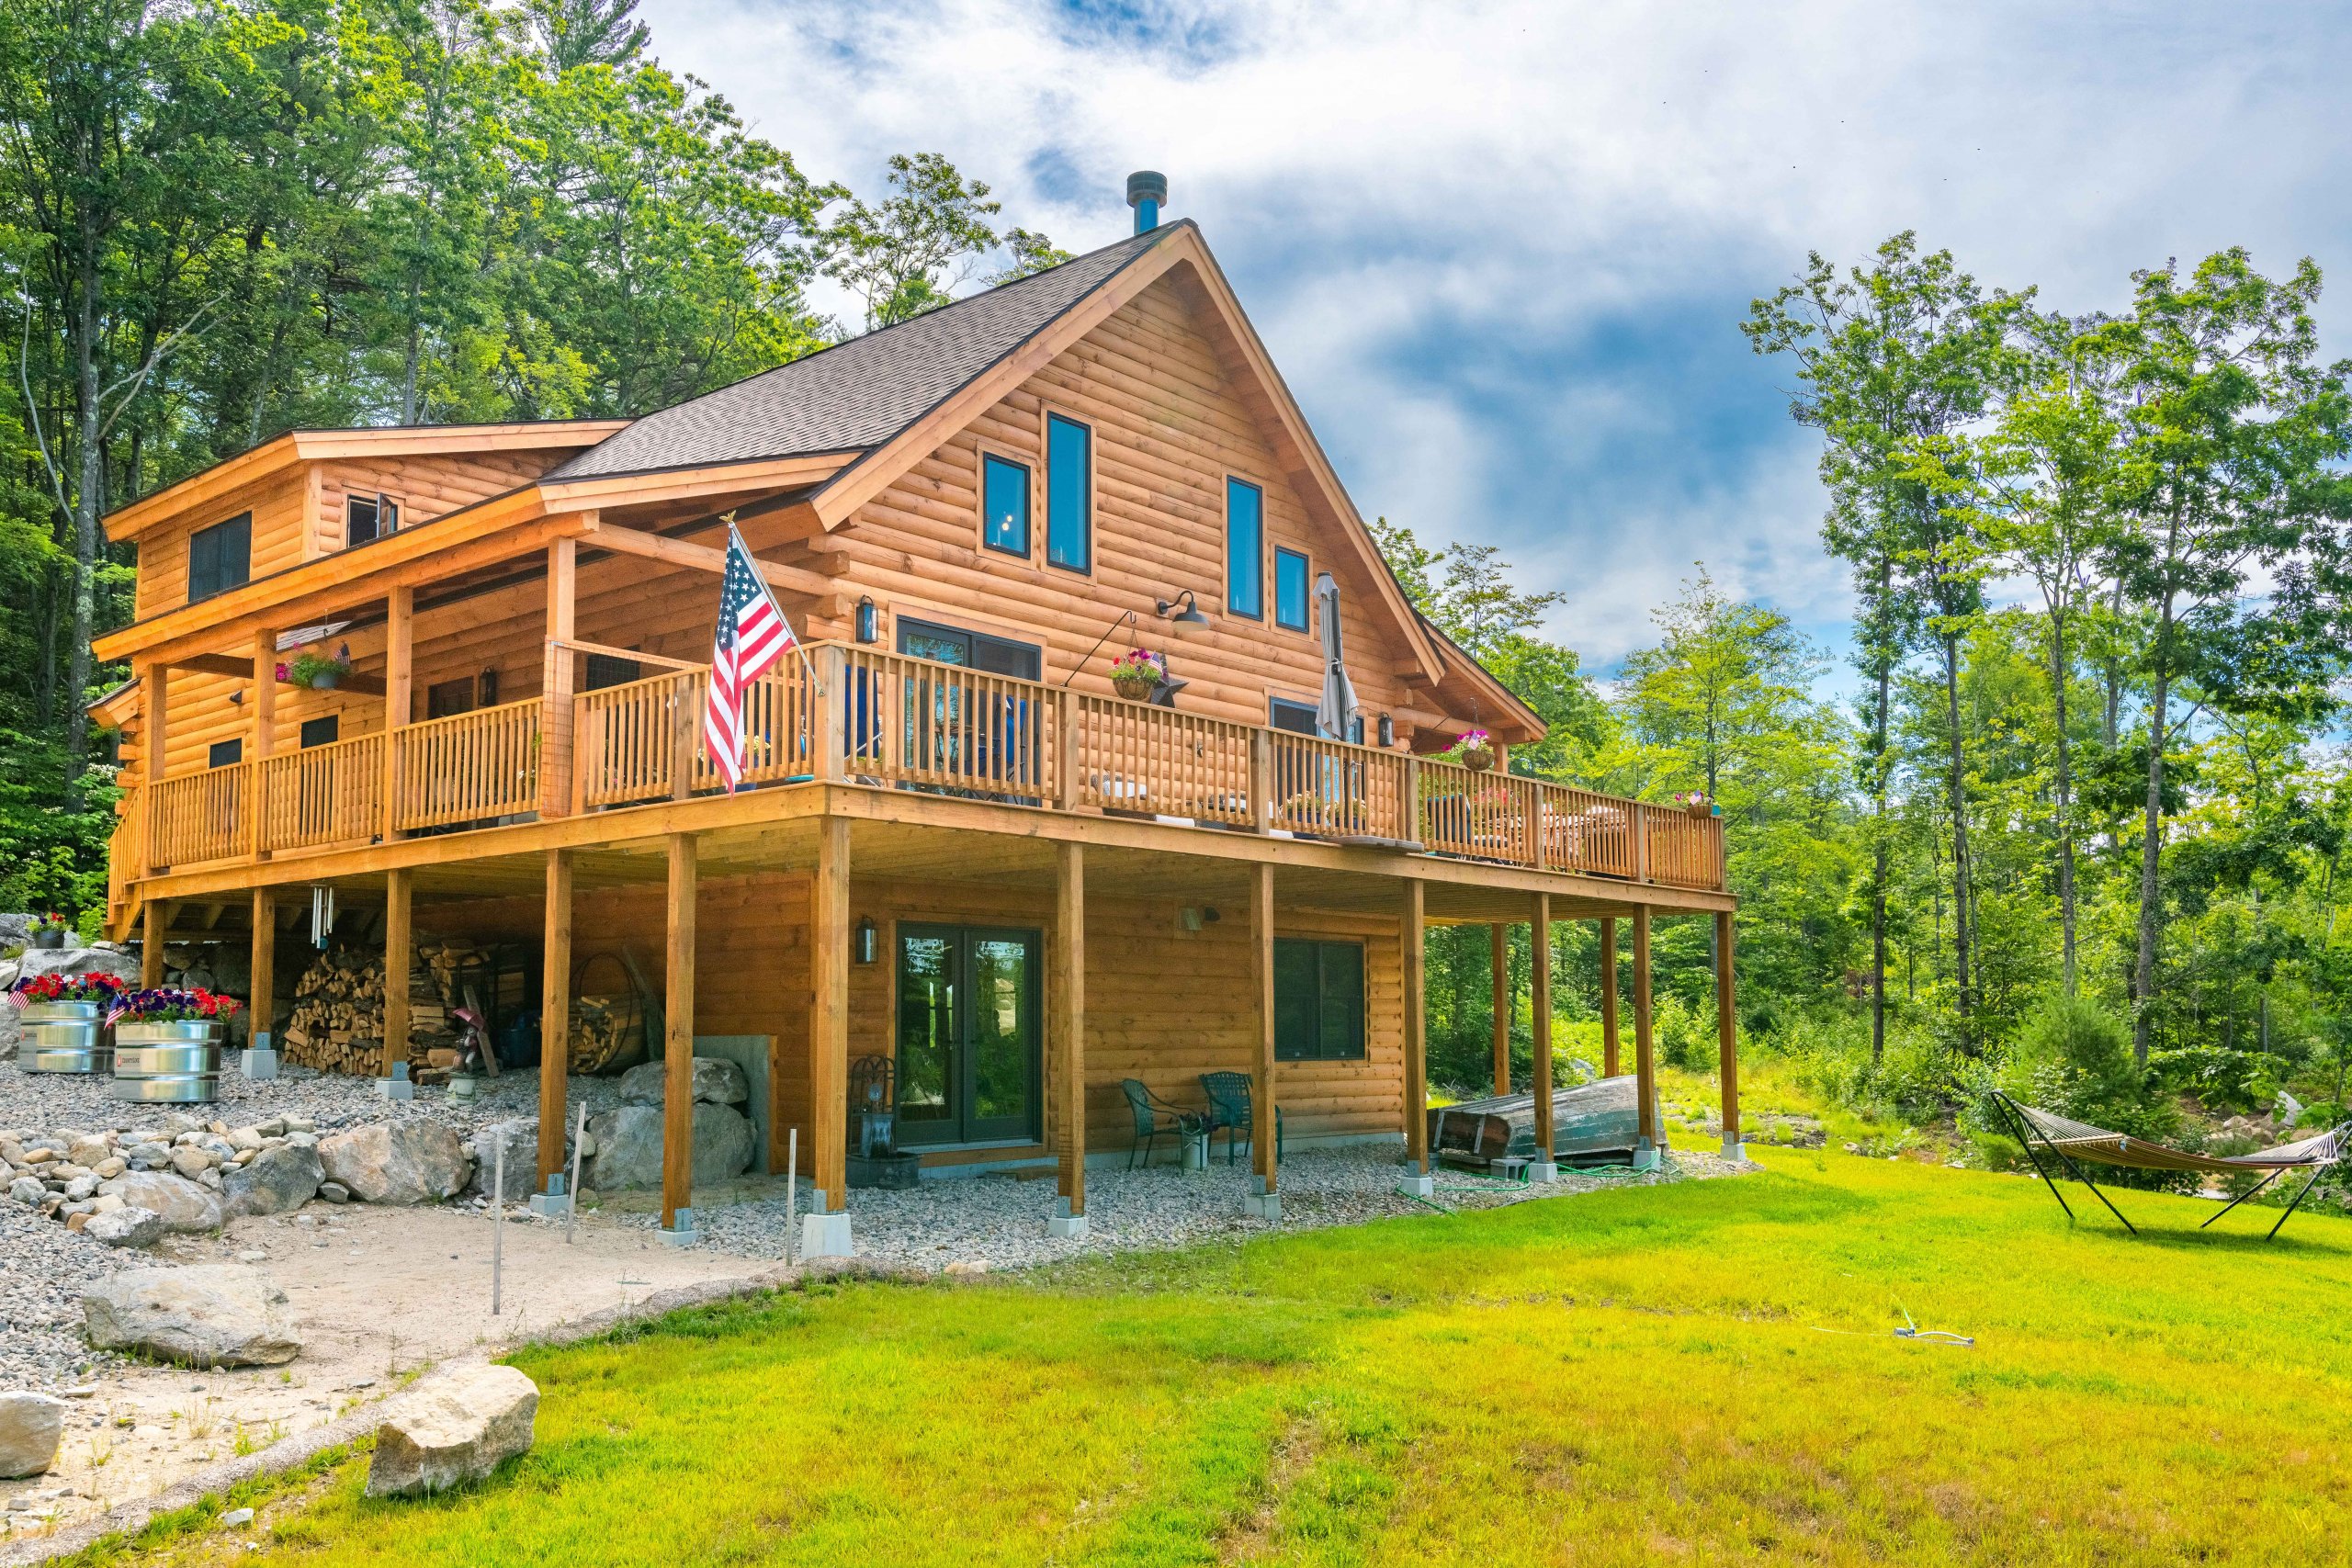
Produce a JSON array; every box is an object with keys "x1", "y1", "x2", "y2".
[{"x1": 1056, "y1": 689, "x2": 1078, "y2": 809}]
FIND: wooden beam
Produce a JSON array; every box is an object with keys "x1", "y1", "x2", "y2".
[
  {"x1": 143, "y1": 663, "x2": 168, "y2": 786},
  {"x1": 250, "y1": 632, "x2": 276, "y2": 861},
  {"x1": 1401, "y1": 877, "x2": 1428, "y2": 1175},
  {"x1": 1488, "y1": 921, "x2": 1510, "y2": 1097},
  {"x1": 381, "y1": 869, "x2": 411, "y2": 1078},
  {"x1": 174, "y1": 653, "x2": 254, "y2": 679},
  {"x1": 1717, "y1": 910, "x2": 1739, "y2": 1156},
  {"x1": 661, "y1": 831, "x2": 697, "y2": 1231},
  {"x1": 1532, "y1": 893, "x2": 1554, "y2": 1158},
  {"x1": 538, "y1": 849, "x2": 573, "y2": 1192},
  {"x1": 810, "y1": 816, "x2": 850, "y2": 1211},
  {"x1": 381, "y1": 585, "x2": 413, "y2": 840},
  {"x1": 1600, "y1": 915, "x2": 1620, "y2": 1077},
  {"x1": 1250, "y1": 860, "x2": 1277, "y2": 1195},
  {"x1": 540, "y1": 537, "x2": 578, "y2": 819},
  {"x1": 141, "y1": 899, "x2": 171, "y2": 987},
  {"x1": 1055, "y1": 841, "x2": 1086, "y2": 1218},
  {"x1": 587, "y1": 520, "x2": 846, "y2": 607},
  {"x1": 1633, "y1": 906, "x2": 1657, "y2": 1150},
  {"x1": 249, "y1": 888, "x2": 276, "y2": 1043}
]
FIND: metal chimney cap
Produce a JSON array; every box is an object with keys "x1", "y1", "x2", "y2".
[{"x1": 1125, "y1": 171, "x2": 1168, "y2": 209}]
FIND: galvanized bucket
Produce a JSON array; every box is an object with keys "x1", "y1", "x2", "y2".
[
  {"x1": 19, "y1": 999, "x2": 109, "y2": 1075},
  {"x1": 111, "y1": 1020, "x2": 222, "y2": 1103}
]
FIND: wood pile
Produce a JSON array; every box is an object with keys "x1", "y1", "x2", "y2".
[{"x1": 280, "y1": 938, "x2": 484, "y2": 1075}]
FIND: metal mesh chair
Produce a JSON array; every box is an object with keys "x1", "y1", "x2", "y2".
[
  {"x1": 1121, "y1": 1078, "x2": 1197, "y2": 1169},
  {"x1": 1199, "y1": 1071, "x2": 1283, "y2": 1168}
]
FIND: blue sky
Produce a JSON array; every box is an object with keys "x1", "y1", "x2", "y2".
[{"x1": 641, "y1": 0, "x2": 2352, "y2": 685}]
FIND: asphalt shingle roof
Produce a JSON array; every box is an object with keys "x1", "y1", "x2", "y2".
[{"x1": 545, "y1": 225, "x2": 1180, "y2": 482}]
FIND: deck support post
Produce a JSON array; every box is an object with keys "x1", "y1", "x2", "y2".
[
  {"x1": 1633, "y1": 906, "x2": 1659, "y2": 1169},
  {"x1": 1050, "y1": 841, "x2": 1088, "y2": 1236},
  {"x1": 1599, "y1": 915, "x2": 1620, "y2": 1077},
  {"x1": 245, "y1": 888, "x2": 277, "y2": 1077},
  {"x1": 1488, "y1": 922, "x2": 1510, "y2": 1097},
  {"x1": 381, "y1": 585, "x2": 413, "y2": 840},
  {"x1": 1716, "y1": 910, "x2": 1742, "y2": 1158},
  {"x1": 379, "y1": 870, "x2": 412, "y2": 1097},
  {"x1": 1245, "y1": 861, "x2": 1280, "y2": 1219},
  {"x1": 660, "y1": 831, "x2": 698, "y2": 1242},
  {"x1": 804, "y1": 814, "x2": 854, "y2": 1257},
  {"x1": 141, "y1": 661, "x2": 166, "y2": 875},
  {"x1": 249, "y1": 630, "x2": 276, "y2": 860},
  {"x1": 1397, "y1": 877, "x2": 1432, "y2": 1197},
  {"x1": 1528, "y1": 893, "x2": 1558, "y2": 1181},
  {"x1": 537, "y1": 848, "x2": 573, "y2": 1198},
  {"x1": 141, "y1": 898, "x2": 172, "y2": 987}
]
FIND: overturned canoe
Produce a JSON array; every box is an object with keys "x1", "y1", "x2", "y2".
[{"x1": 1428, "y1": 1075, "x2": 1658, "y2": 1168}]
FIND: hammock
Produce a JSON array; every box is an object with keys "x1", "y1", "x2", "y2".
[{"x1": 1991, "y1": 1092, "x2": 2349, "y2": 1240}]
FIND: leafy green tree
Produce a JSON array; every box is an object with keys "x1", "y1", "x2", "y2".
[
  {"x1": 523, "y1": 0, "x2": 647, "y2": 72},
  {"x1": 819, "y1": 152, "x2": 1004, "y2": 331}
]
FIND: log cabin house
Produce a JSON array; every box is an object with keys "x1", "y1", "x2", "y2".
[{"x1": 90, "y1": 179, "x2": 1740, "y2": 1251}]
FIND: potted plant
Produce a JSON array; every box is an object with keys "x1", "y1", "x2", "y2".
[
  {"x1": 1110, "y1": 648, "x2": 1167, "y2": 702},
  {"x1": 1442, "y1": 728, "x2": 1496, "y2": 772},
  {"x1": 110, "y1": 985, "x2": 243, "y2": 1042},
  {"x1": 1676, "y1": 789, "x2": 1713, "y2": 819},
  {"x1": 8, "y1": 972, "x2": 126, "y2": 1076},
  {"x1": 282, "y1": 641, "x2": 354, "y2": 690},
  {"x1": 109, "y1": 987, "x2": 239, "y2": 1104},
  {"x1": 28, "y1": 911, "x2": 70, "y2": 950}
]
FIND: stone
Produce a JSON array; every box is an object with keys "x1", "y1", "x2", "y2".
[
  {"x1": 82, "y1": 1265, "x2": 300, "y2": 1368},
  {"x1": 107, "y1": 1171, "x2": 225, "y2": 1233},
  {"x1": 0, "y1": 1393, "x2": 66, "y2": 1479},
  {"x1": 125, "y1": 1143, "x2": 173, "y2": 1171},
  {"x1": 168, "y1": 1146, "x2": 217, "y2": 1180},
  {"x1": 6, "y1": 1178, "x2": 40, "y2": 1205},
  {"x1": 365, "y1": 1364, "x2": 538, "y2": 1497},
  {"x1": 14, "y1": 946, "x2": 139, "y2": 986},
  {"x1": 92, "y1": 1156, "x2": 125, "y2": 1179},
  {"x1": 583, "y1": 1101, "x2": 754, "y2": 1191},
  {"x1": 316, "y1": 1181, "x2": 350, "y2": 1204},
  {"x1": 318, "y1": 1122, "x2": 469, "y2": 1204},
  {"x1": 223, "y1": 1143, "x2": 323, "y2": 1219},
  {"x1": 617, "y1": 1056, "x2": 749, "y2": 1107},
  {"x1": 83, "y1": 1205, "x2": 164, "y2": 1247},
  {"x1": 62, "y1": 1175, "x2": 96, "y2": 1201},
  {"x1": 467, "y1": 1122, "x2": 538, "y2": 1202},
  {"x1": 227, "y1": 1127, "x2": 265, "y2": 1152},
  {"x1": 64, "y1": 1136, "x2": 113, "y2": 1168},
  {"x1": 220, "y1": 1507, "x2": 254, "y2": 1527}
]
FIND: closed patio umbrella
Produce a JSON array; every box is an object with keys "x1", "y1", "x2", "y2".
[{"x1": 1313, "y1": 572, "x2": 1359, "y2": 740}]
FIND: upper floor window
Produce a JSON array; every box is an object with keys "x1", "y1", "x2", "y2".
[
  {"x1": 208, "y1": 739, "x2": 243, "y2": 769},
  {"x1": 1046, "y1": 414, "x2": 1091, "y2": 573},
  {"x1": 1226, "y1": 478, "x2": 1263, "y2": 619},
  {"x1": 1270, "y1": 697, "x2": 1318, "y2": 736},
  {"x1": 982, "y1": 454, "x2": 1031, "y2": 558},
  {"x1": 1274, "y1": 547, "x2": 1309, "y2": 632},
  {"x1": 425, "y1": 677, "x2": 477, "y2": 719},
  {"x1": 345, "y1": 492, "x2": 401, "y2": 547},
  {"x1": 299, "y1": 715, "x2": 338, "y2": 749},
  {"x1": 187, "y1": 513, "x2": 252, "y2": 604}
]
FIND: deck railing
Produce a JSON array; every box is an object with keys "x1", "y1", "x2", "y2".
[{"x1": 117, "y1": 640, "x2": 1724, "y2": 892}]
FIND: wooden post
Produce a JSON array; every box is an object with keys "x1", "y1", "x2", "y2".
[
  {"x1": 381, "y1": 869, "x2": 411, "y2": 1079},
  {"x1": 381, "y1": 585, "x2": 413, "y2": 840},
  {"x1": 809, "y1": 815, "x2": 850, "y2": 1211},
  {"x1": 1532, "y1": 893, "x2": 1554, "y2": 1165},
  {"x1": 538, "y1": 849, "x2": 573, "y2": 1192},
  {"x1": 249, "y1": 888, "x2": 276, "y2": 1044},
  {"x1": 141, "y1": 899, "x2": 172, "y2": 987},
  {"x1": 1054, "y1": 841, "x2": 1087, "y2": 1224},
  {"x1": 1600, "y1": 915, "x2": 1620, "y2": 1077},
  {"x1": 143, "y1": 663, "x2": 168, "y2": 787},
  {"x1": 815, "y1": 644, "x2": 847, "y2": 783},
  {"x1": 1402, "y1": 756, "x2": 1420, "y2": 844},
  {"x1": 661, "y1": 832, "x2": 696, "y2": 1232},
  {"x1": 1716, "y1": 909, "x2": 1740, "y2": 1156},
  {"x1": 1400, "y1": 877, "x2": 1428, "y2": 1176},
  {"x1": 1249, "y1": 730, "x2": 1272, "y2": 832},
  {"x1": 1055, "y1": 688, "x2": 1080, "y2": 810},
  {"x1": 671, "y1": 673, "x2": 696, "y2": 801},
  {"x1": 1250, "y1": 861, "x2": 1277, "y2": 1201},
  {"x1": 1488, "y1": 922, "x2": 1510, "y2": 1096},
  {"x1": 250, "y1": 631, "x2": 276, "y2": 859},
  {"x1": 540, "y1": 538, "x2": 577, "y2": 818},
  {"x1": 1634, "y1": 906, "x2": 1658, "y2": 1154}
]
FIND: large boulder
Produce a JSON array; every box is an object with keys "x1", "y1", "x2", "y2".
[
  {"x1": 223, "y1": 1143, "x2": 323, "y2": 1218},
  {"x1": 104, "y1": 1170, "x2": 224, "y2": 1234},
  {"x1": 583, "y1": 1101, "x2": 754, "y2": 1191},
  {"x1": 84, "y1": 1204, "x2": 165, "y2": 1247},
  {"x1": 318, "y1": 1122, "x2": 469, "y2": 1204},
  {"x1": 0, "y1": 1393, "x2": 66, "y2": 1478},
  {"x1": 82, "y1": 1265, "x2": 300, "y2": 1368},
  {"x1": 366, "y1": 1364, "x2": 537, "y2": 1497},
  {"x1": 468, "y1": 1121, "x2": 538, "y2": 1202},
  {"x1": 14, "y1": 945, "x2": 141, "y2": 985},
  {"x1": 617, "y1": 1056, "x2": 748, "y2": 1108}
]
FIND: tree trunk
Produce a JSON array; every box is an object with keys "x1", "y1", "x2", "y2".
[
  {"x1": 2049, "y1": 611, "x2": 2077, "y2": 995},
  {"x1": 2132, "y1": 586, "x2": 2177, "y2": 1066},
  {"x1": 62, "y1": 240, "x2": 104, "y2": 807},
  {"x1": 1868, "y1": 558, "x2": 1891, "y2": 1064},
  {"x1": 1940, "y1": 631, "x2": 1973, "y2": 1043}
]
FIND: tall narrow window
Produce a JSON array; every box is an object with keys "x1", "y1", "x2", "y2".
[
  {"x1": 1226, "y1": 478, "x2": 1263, "y2": 618},
  {"x1": 187, "y1": 513, "x2": 252, "y2": 604},
  {"x1": 1274, "y1": 548, "x2": 1309, "y2": 632},
  {"x1": 345, "y1": 493, "x2": 400, "y2": 547},
  {"x1": 1046, "y1": 414, "x2": 1091, "y2": 572},
  {"x1": 981, "y1": 454, "x2": 1031, "y2": 558}
]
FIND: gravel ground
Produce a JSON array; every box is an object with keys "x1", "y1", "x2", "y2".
[
  {"x1": 0, "y1": 1200, "x2": 141, "y2": 1391},
  {"x1": 642, "y1": 1144, "x2": 1758, "y2": 1272}
]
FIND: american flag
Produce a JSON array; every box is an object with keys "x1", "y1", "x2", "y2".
[{"x1": 704, "y1": 525, "x2": 798, "y2": 789}]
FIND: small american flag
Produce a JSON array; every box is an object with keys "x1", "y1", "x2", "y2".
[{"x1": 704, "y1": 525, "x2": 798, "y2": 789}]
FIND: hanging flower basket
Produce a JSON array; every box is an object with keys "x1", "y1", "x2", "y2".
[
  {"x1": 1676, "y1": 790, "x2": 1713, "y2": 820},
  {"x1": 284, "y1": 643, "x2": 354, "y2": 691},
  {"x1": 1442, "y1": 729, "x2": 1495, "y2": 772},
  {"x1": 1110, "y1": 647, "x2": 1167, "y2": 701}
]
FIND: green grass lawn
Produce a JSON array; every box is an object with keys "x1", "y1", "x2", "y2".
[{"x1": 96, "y1": 1149, "x2": 2352, "y2": 1567}]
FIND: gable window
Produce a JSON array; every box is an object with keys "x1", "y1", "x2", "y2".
[
  {"x1": 1274, "y1": 548, "x2": 1310, "y2": 632},
  {"x1": 981, "y1": 454, "x2": 1031, "y2": 558},
  {"x1": 187, "y1": 513, "x2": 252, "y2": 604},
  {"x1": 1226, "y1": 478, "x2": 1263, "y2": 619},
  {"x1": 208, "y1": 739, "x2": 243, "y2": 769},
  {"x1": 299, "y1": 715, "x2": 339, "y2": 749},
  {"x1": 1273, "y1": 939, "x2": 1366, "y2": 1062},
  {"x1": 1046, "y1": 413, "x2": 1091, "y2": 572},
  {"x1": 345, "y1": 492, "x2": 400, "y2": 547}
]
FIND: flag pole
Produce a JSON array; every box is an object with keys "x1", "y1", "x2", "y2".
[{"x1": 724, "y1": 516, "x2": 823, "y2": 694}]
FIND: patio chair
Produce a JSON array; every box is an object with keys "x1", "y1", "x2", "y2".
[
  {"x1": 1199, "y1": 1071, "x2": 1283, "y2": 1168},
  {"x1": 1121, "y1": 1078, "x2": 1198, "y2": 1169}
]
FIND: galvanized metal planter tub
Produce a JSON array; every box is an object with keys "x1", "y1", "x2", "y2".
[
  {"x1": 111, "y1": 1020, "x2": 223, "y2": 1104},
  {"x1": 18, "y1": 999, "x2": 109, "y2": 1075}
]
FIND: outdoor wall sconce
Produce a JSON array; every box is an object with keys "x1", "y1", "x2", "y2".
[
  {"x1": 1155, "y1": 589, "x2": 1209, "y2": 625},
  {"x1": 855, "y1": 595, "x2": 878, "y2": 644},
  {"x1": 1378, "y1": 714, "x2": 1395, "y2": 748},
  {"x1": 854, "y1": 916, "x2": 878, "y2": 964}
]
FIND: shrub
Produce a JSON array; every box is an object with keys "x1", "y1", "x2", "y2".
[
  {"x1": 2003, "y1": 993, "x2": 2185, "y2": 1190},
  {"x1": 2147, "y1": 1044, "x2": 2275, "y2": 1113}
]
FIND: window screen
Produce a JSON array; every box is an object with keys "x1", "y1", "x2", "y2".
[
  {"x1": 345, "y1": 493, "x2": 399, "y2": 547},
  {"x1": 1270, "y1": 697, "x2": 1318, "y2": 736},
  {"x1": 208, "y1": 739, "x2": 243, "y2": 769},
  {"x1": 187, "y1": 513, "x2": 253, "y2": 604},
  {"x1": 1274, "y1": 939, "x2": 1367, "y2": 1061},
  {"x1": 583, "y1": 653, "x2": 641, "y2": 691},
  {"x1": 299, "y1": 715, "x2": 339, "y2": 749}
]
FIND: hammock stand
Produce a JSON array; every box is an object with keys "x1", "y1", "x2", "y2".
[{"x1": 1991, "y1": 1092, "x2": 2349, "y2": 1241}]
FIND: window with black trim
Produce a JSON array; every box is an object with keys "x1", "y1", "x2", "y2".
[
  {"x1": 583, "y1": 653, "x2": 641, "y2": 691},
  {"x1": 1274, "y1": 548, "x2": 1309, "y2": 632},
  {"x1": 1274, "y1": 939, "x2": 1366, "y2": 1061},
  {"x1": 299, "y1": 715, "x2": 339, "y2": 749},
  {"x1": 1270, "y1": 697, "x2": 1317, "y2": 736},
  {"x1": 187, "y1": 513, "x2": 252, "y2": 604},
  {"x1": 1046, "y1": 413, "x2": 1091, "y2": 572},
  {"x1": 345, "y1": 493, "x2": 401, "y2": 547},
  {"x1": 981, "y1": 454, "x2": 1031, "y2": 558},
  {"x1": 425, "y1": 677, "x2": 476, "y2": 719},
  {"x1": 208, "y1": 739, "x2": 243, "y2": 769},
  {"x1": 1227, "y1": 478, "x2": 1263, "y2": 618},
  {"x1": 897, "y1": 616, "x2": 1042, "y2": 680}
]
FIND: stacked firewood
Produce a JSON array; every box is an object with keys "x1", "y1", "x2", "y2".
[{"x1": 279, "y1": 939, "x2": 479, "y2": 1075}]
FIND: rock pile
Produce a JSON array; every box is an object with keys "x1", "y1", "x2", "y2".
[
  {"x1": 582, "y1": 1057, "x2": 755, "y2": 1191},
  {"x1": 1, "y1": 1112, "x2": 325, "y2": 1242}
]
